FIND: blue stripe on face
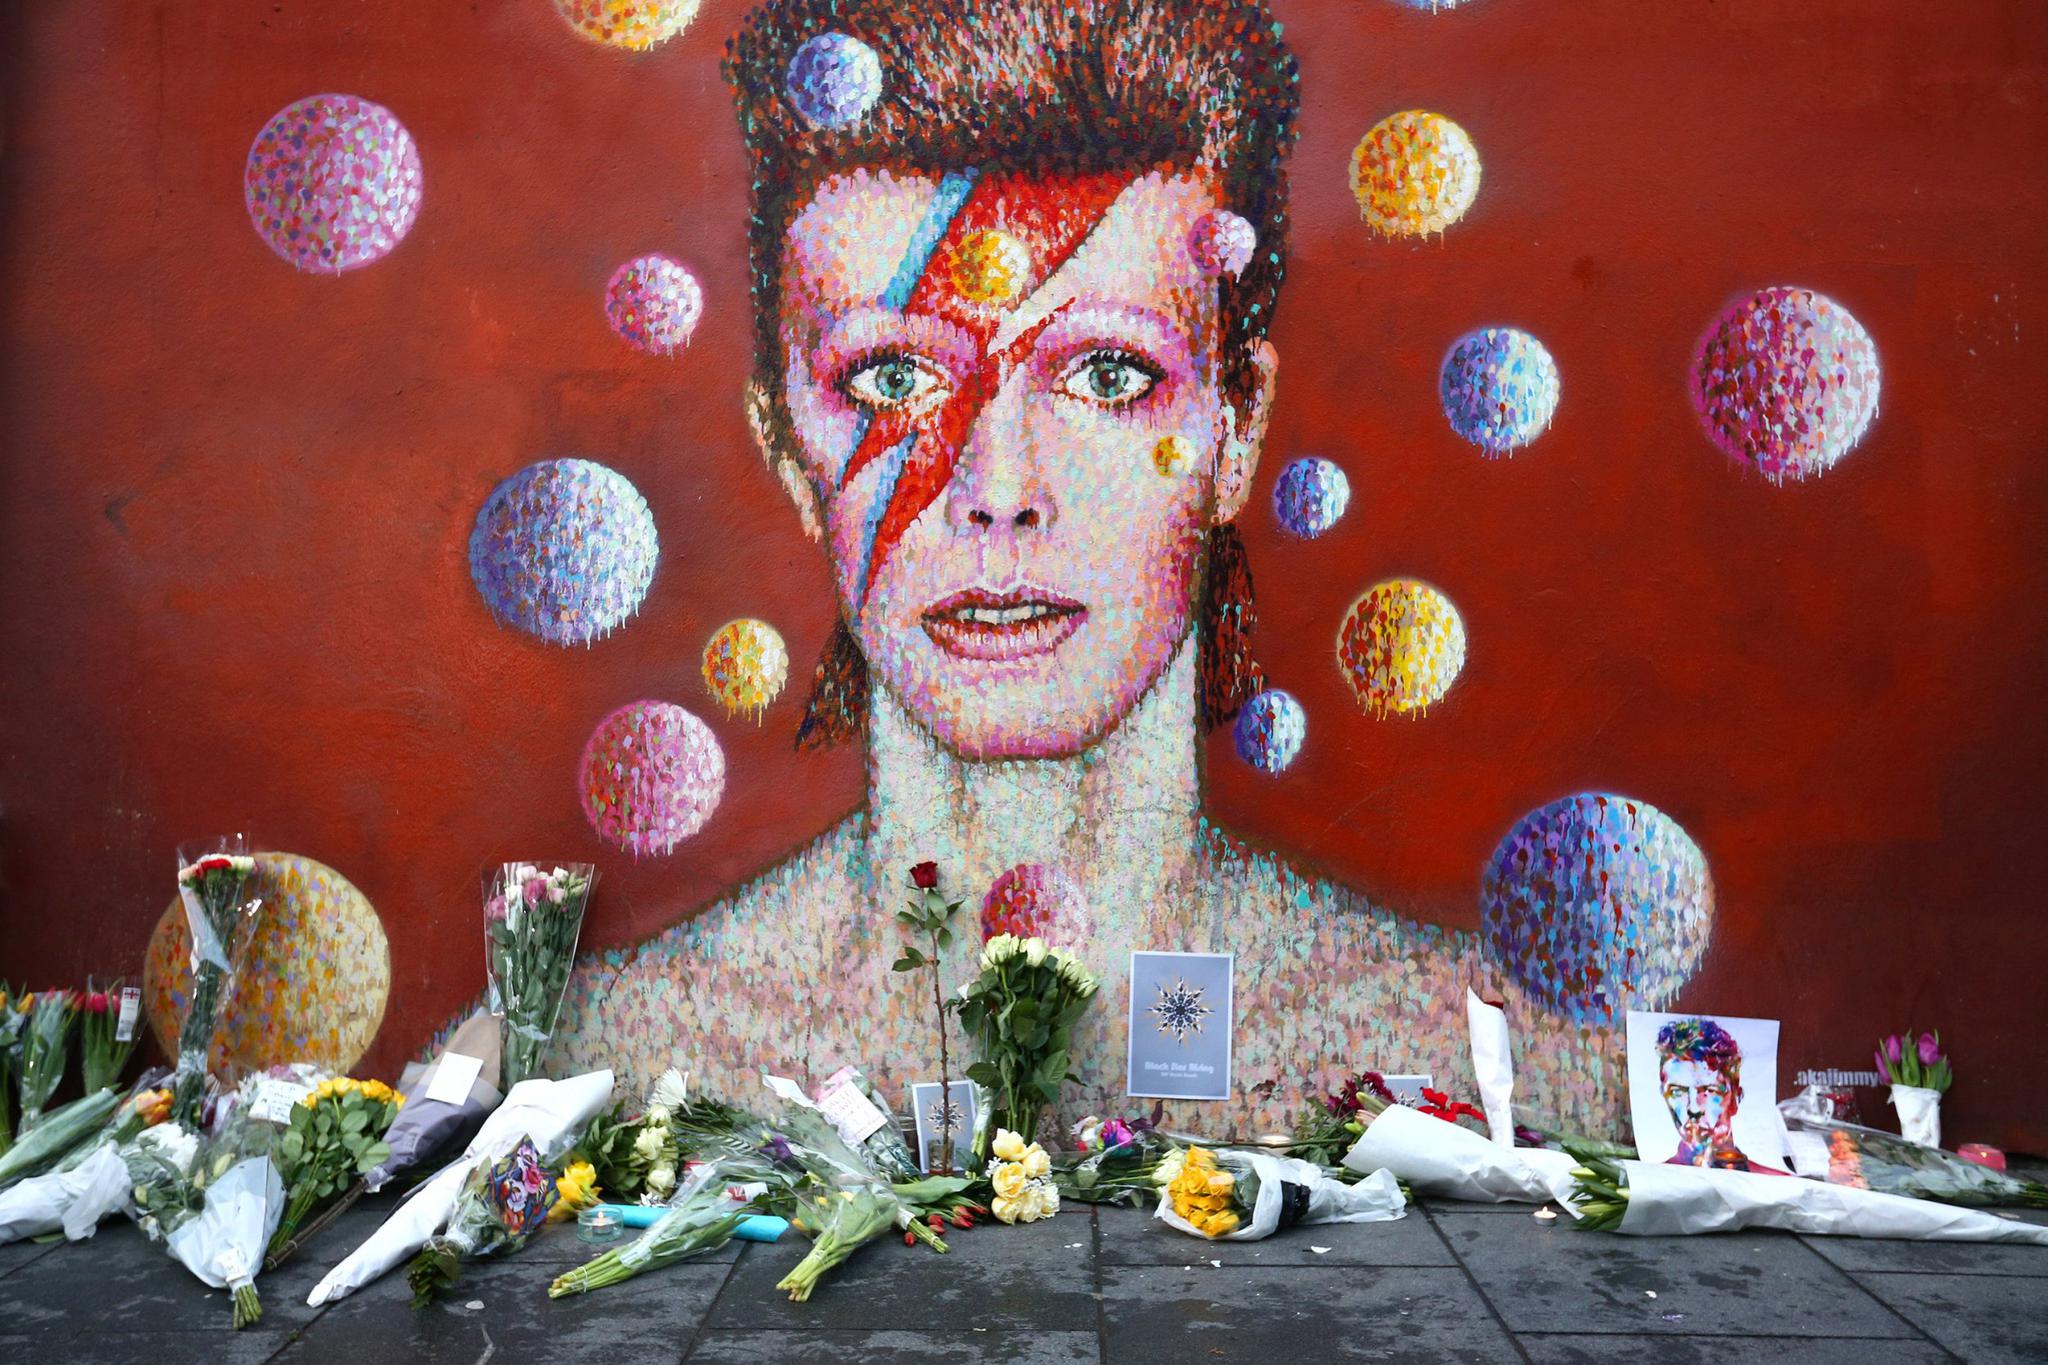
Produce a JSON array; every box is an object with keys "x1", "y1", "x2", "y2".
[
  {"x1": 882, "y1": 168, "x2": 980, "y2": 310},
  {"x1": 852, "y1": 431, "x2": 918, "y2": 609}
]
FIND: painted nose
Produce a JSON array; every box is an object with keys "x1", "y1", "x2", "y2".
[{"x1": 946, "y1": 378, "x2": 1056, "y2": 532}]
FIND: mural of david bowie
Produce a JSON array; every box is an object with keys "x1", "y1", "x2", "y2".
[{"x1": 453, "y1": 0, "x2": 1714, "y2": 1135}]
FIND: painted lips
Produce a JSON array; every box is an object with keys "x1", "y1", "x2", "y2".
[{"x1": 922, "y1": 587, "x2": 1086, "y2": 662}]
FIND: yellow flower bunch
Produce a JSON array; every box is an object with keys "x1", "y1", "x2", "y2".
[
  {"x1": 549, "y1": 1160, "x2": 601, "y2": 1222},
  {"x1": 988, "y1": 1128, "x2": 1059, "y2": 1224},
  {"x1": 301, "y1": 1076, "x2": 403, "y2": 1109},
  {"x1": 1168, "y1": 1146, "x2": 1242, "y2": 1237}
]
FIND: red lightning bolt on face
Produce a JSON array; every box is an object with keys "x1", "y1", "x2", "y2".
[{"x1": 839, "y1": 172, "x2": 1133, "y2": 611}]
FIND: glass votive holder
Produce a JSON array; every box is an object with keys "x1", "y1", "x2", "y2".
[{"x1": 577, "y1": 1207, "x2": 624, "y2": 1245}]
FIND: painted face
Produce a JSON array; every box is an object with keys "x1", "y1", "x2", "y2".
[
  {"x1": 1661, "y1": 1058, "x2": 1736, "y2": 1142},
  {"x1": 775, "y1": 168, "x2": 1259, "y2": 759}
]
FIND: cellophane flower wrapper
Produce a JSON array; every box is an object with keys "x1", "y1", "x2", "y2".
[
  {"x1": 1890, "y1": 1084, "x2": 1943, "y2": 1148},
  {"x1": 0, "y1": 987, "x2": 30, "y2": 1157},
  {"x1": 406, "y1": 1134, "x2": 556, "y2": 1306},
  {"x1": 80, "y1": 979, "x2": 139, "y2": 1096},
  {"x1": 1784, "y1": 1114, "x2": 2048, "y2": 1209},
  {"x1": 550, "y1": 1160, "x2": 756, "y2": 1298},
  {"x1": 1611, "y1": 1160, "x2": 2048, "y2": 1244},
  {"x1": 363, "y1": 1012, "x2": 504, "y2": 1192},
  {"x1": 1157, "y1": 1147, "x2": 1406, "y2": 1241},
  {"x1": 1342, "y1": 1103, "x2": 1585, "y2": 1212},
  {"x1": 170, "y1": 840, "x2": 264, "y2": 1129},
  {"x1": 166, "y1": 1154, "x2": 287, "y2": 1327},
  {"x1": 308, "y1": 1068, "x2": 613, "y2": 1306},
  {"x1": 1465, "y1": 989, "x2": 1516, "y2": 1148},
  {"x1": 17, "y1": 991, "x2": 76, "y2": 1131},
  {"x1": 0, "y1": 1087, "x2": 122, "y2": 1191},
  {"x1": 484, "y1": 862, "x2": 596, "y2": 1093},
  {"x1": 0, "y1": 1142, "x2": 131, "y2": 1244}
]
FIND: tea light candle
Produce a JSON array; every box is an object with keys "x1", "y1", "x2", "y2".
[{"x1": 577, "y1": 1207, "x2": 624, "y2": 1244}]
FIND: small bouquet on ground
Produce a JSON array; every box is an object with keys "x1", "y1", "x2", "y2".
[
  {"x1": 363, "y1": 1011, "x2": 504, "y2": 1193},
  {"x1": 405, "y1": 1135, "x2": 557, "y2": 1306},
  {"x1": 17, "y1": 989, "x2": 77, "y2": 1131},
  {"x1": 986, "y1": 1128, "x2": 1060, "y2": 1224},
  {"x1": 484, "y1": 861, "x2": 596, "y2": 1092},
  {"x1": 1055, "y1": 1109, "x2": 1171, "y2": 1206},
  {"x1": 142, "y1": 1117, "x2": 288, "y2": 1328},
  {"x1": 566, "y1": 1068, "x2": 694, "y2": 1203},
  {"x1": 1569, "y1": 1150, "x2": 2048, "y2": 1245},
  {"x1": 1877, "y1": 1030, "x2": 1951, "y2": 1147},
  {"x1": 952, "y1": 935, "x2": 1098, "y2": 1162},
  {"x1": 0, "y1": 1086, "x2": 123, "y2": 1190},
  {"x1": 80, "y1": 982, "x2": 139, "y2": 1096},
  {"x1": 170, "y1": 842, "x2": 264, "y2": 1128},
  {"x1": 1325, "y1": 1077, "x2": 1587, "y2": 1211},
  {"x1": 0, "y1": 985, "x2": 32, "y2": 1156},
  {"x1": 1786, "y1": 1116, "x2": 2048, "y2": 1210},
  {"x1": 1157, "y1": 1143, "x2": 1405, "y2": 1241},
  {"x1": 265, "y1": 1076, "x2": 403, "y2": 1268},
  {"x1": 0, "y1": 1084, "x2": 170, "y2": 1244},
  {"x1": 549, "y1": 1158, "x2": 757, "y2": 1298}
]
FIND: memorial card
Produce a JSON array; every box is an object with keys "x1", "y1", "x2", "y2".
[
  {"x1": 909, "y1": 1080, "x2": 978, "y2": 1173},
  {"x1": 1127, "y1": 951, "x2": 1233, "y2": 1101},
  {"x1": 1627, "y1": 1010, "x2": 1791, "y2": 1173}
]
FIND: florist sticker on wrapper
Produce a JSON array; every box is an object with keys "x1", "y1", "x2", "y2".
[
  {"x1": 1127, "y1": 952, "x2": 1233, "y2": 1102},
  {"x1": 1626, "y1": 1011, "x2": 1790, "y2": 1174}
]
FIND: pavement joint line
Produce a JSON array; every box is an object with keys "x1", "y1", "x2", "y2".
[
  {"x1": 1419, "y1": 1195, "x2": 1535, "y2": 1364},
  {"x1": 1789, "y1": 1236, "x2": 1965, "y2": 1363},
  {"x1": 681, "y1": 1239, "x2": 751, "y2": 1364},
  {"x1": 1091, "y1": 1203, "x2": 1108, "y2": 1365}
]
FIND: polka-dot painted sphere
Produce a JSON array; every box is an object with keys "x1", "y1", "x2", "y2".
[
  {"x1": 143, "y1": 852, "x2": 389, "y2": 1073},
  {"x1": 981, "y1": 864, "x2": 1090, "y2": 942},
  {"x1": 1691, "y1": 286, "x2": 1881, "y2": 484},
  {"x1": 244, "y1": 95, "x2": 422, "y2": 274},
  {"x1": 786, "y1": 32, "x2": 884, "y2": 129},
  {"x1": 950, "y1": 229, "x2": 1032, "y2": 305},
  {"x1": 1189, "y1": 210, "x2": 1257, "y2": 277},
  {"x1": 1337, "y1": 580, "x2": 1467, "y2": 717},
  {"x1": 553, "y1": 0, "x2": 702, "y2": 49},
  {"x1": 580, "y1": 700, "x2": 726, "y2": 856},
  {"x1": 1233, "y1": 689, "x2": 1307, "y2": 774},
  {"x1": 1152, "y1": 435, "x2": 1194, "y2": 477},
  {"x1": 1441, "y1": 327, "x2": 1561, "y2": 454},
  {"x1": 470, "y1": 459, "x2": 659, "y2": 645},
  {"x1": 1481, "y1": 793, "x2": 1713, "y2": 1024},
  {"x1": 702, "y1": 619, "x2": 790, "y2": 719},
  {"x1": 1349, "y1": 110, "x2": 1481, "y2": 238},
  {"x1": 1273, "y1": 457, "x2": 1351, "y2": 538},
  {"x1": 606, "y1": 255, "x2": 703, "y2": 356}
]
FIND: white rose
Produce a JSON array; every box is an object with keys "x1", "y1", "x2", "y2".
[
  {"x1": 646, "y1": 1164, "x2": 676, "y2": 1196},
  {"x1": 1026, "y1": 1181, "x2": 1060, "y2": 1221},
  {"x1": 632, "y1": 1128, "x2": 665, "y2": 1162}
]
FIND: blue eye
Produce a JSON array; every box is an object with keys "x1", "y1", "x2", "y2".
[
  {"x1": 843, "y1": 354, "x2": 948, "y2": 412},
  {"x1": 1060, "y1": 350, "x2": 1161, "y2": 407}
]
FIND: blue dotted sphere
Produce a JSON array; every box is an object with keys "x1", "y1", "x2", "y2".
[
  {"x1": 1273, "y1": 457, "x2": 1352, "y2": 538},
  {"x1": 1233, "y1": 689, "x2": 1307, "y2": 774},
  {"x1": 1440, "y1": 327, "x2": 1561, "y2": 455},
  {"x1": 469, "y1": 458, "x2": 659, "y2": 646},
  {"x1": 786, "y1": 33, "x2": 883, "y2": 129},
  {"x1": 1481, "y1": 793, "x2": 1712, "y2": 1026}
]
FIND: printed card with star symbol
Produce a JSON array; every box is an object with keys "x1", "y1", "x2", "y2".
[{"x1": 1127, "y1": 950, "x2": 1234, "y2": 1100}]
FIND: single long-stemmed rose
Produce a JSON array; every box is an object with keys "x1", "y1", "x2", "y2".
[
  {"x1": 484, "y1": 862, "x2": 597, "y2": 1092},
  {"x1": 890, "y1": 861, "x2": 962, "y2": 1172},
  {"x1": 170, "y1": 846, "x2": 263, "y2": 1128}
]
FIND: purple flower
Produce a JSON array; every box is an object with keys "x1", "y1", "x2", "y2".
[
  {"x1": 1101, "y1": 1119, "x2": 1135, "y2": 1149},
  {"x1": 1883, "y1": 1035, "x2": 1903, "y2": 1065},
  {"x1": 760, "y1": 1135, "x2": 796, "y2": 1167},
  {"x1": 522, "y1": 876, "x2": 548, "y2": 907},
  {"x1": 1918, "y1": 1032, "x2": 1941, "y2": 1067},
  {"x1": 1875, "y1": 1047, "x2": 1889, "y2": 1077},
  {"x1": 485, "y1": 894, "x2": 508, "y2": 923}
]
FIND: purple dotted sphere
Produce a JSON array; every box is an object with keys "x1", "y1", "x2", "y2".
[
  {"x1": 1440, "y1": 327, "x2": 1560, "y2": 455},
  {"x1": 244, "y1": 94, "x2": 422, "y2": 274},
  {"x1": 1273, "y1": 457, "x2": 1351, "y2": 538},
  {"x1": 606, "y1": 256, "x2": 703, "y2": 356},
  {"x1": 579, "y1": 700, "x2": 726, "y2": 857},
  {"x1": 1481, "y1": 793, "x2": 1712, "y2": 1025},
  {"x1": 1691, "y1": 286, "x2": 1880, "y2": 484},
  {"x1": 786, "y1": 32, "x2": 883, "y2": 129},
  {"x1": 469, "y1": 459, "x2": 659, "y2": 646},
  {"x1": 1233, "y1": 689, "x2": 1307, "y2": 774}
]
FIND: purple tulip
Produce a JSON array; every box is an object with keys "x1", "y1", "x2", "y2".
[
  {"x1": 1918, "y1": 1032, "x2": 1941, "y2": 1067},
  {"x1": 1884, "y1": 1035, "x2": 1903, "y2": 1065}
]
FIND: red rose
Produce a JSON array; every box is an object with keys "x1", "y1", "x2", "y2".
[{"x1": 909, "y1": 861, "x2": 939, "y2": 889}]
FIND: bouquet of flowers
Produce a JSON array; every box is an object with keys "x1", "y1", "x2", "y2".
[
  {"x1": 1788, "y1": 1116, "x2": 2048, "y2": 1209},
  {"x1": 362, "y1": 1013, "x2": 503, "y2": 1192},
  {"x1": 484, "y1": 861, "x2": 596, "y2": 1092},
  {"x1": 1340, "y1": 1102, "x2": 1585, "y2": 1210},
  {"x1": 0, "y1": 1085, "x2": 170, "y2": 1244},
  {"x1": 986, "y1": 1128, "x2": 1060, "y2": 1224},
  {"x1": 405, "y1": 1135, "x2": 557, "y2": 1306},
  {"x1": 0, "y1": 1087, "x2": 123, "y2": 1190},
  {"x1": 566, "y1": 1067, "x2": 696, "y2": 1203},
  {"x1": 265, "y1": 1076, "x2": 403, "y2": 1267},
  {"x1": 1877, "y1": 1030, "x2": 1952, "y2": 1147},
  {"x1": 79, "y1": 982, "x2": 139, "y2": 1096},
  {"x1": 17, "y1": 989, "x2": 76, "y2": 1131},
  {"x1": 952, "y1": 935, "x2": 1098, "y2": 1161},
  {"x1": 1157, "y1": 1144, "x2": 1405, "y2": 1241},
  {"x1": 0, "y1": 985, "x2": 31, "y2": 1156},
  {"x1": 170, "y1": 843, "x2": 263, "y2": 1128},
  {"x1": 1055, "y1": 1111, "x2": 1176, "y2": 1207},
  {"x1": 136, "y1": 1116, "x2": 288, "y2": 1328},
  {"x1": 1569, "y1": 1150, "x2": 2048, "y2": 1244},
  {"x1": 549, "y1": 1160, "x2": 757, "y2": 1297}
]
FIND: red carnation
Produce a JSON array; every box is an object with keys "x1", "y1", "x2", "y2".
[
  {"x1": 909, "y1": 861, "x2": 939, "y2": 890},
  {"x1": 197, "y1": 855, "x2": 234, "y2": 874}
]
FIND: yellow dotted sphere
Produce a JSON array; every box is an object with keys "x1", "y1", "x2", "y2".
[
  {"x1": 142, "y1": 851, "x2": 390, "y2": 1074},
  {"x1": 949, "y1": 230, "x2": 1032, "y2": 305},
  {"x1": 702, "y1": 618, "x2": 790, "y2": 720},
  {"x1": 1350, "y1": 111, "x2": 1482, "y2": 238},
  {"x1": 1336, "y1": 579, "x2": 1468, "y2": 717},
  {"x1": 1152, "y1": 435, "x2": 1195, "y2": 477},
  {"x1": 552, "y1": 0, "x2": 702, "y2": 50}
]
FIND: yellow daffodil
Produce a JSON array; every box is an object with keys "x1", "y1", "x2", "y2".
[{"x1": 549, "y1": 1160, "x2": 599, "y2": 1222}]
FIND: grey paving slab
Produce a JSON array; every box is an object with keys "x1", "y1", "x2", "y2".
[
  {"x1": 708, "y1": 1210, "x2": 1096, "y2": 1331},
  {"x1": 1797, "y1": 1206, "x2": 2048, "y2": 1277},
  {"x1": 1420, "y1": 1196, "x2": 1554, "y2": 1215},
  {"x1": 1517, "y1": 1334, "x2": 1953, "y2": 1364},
  {"x1": 274, "y1": 1254, "x2": 731, "y2": 1364},
  {"x1": 0, "y1": 1233, "x2": 63, "y2": 1280},
  {"x1": 1854, "y1": 1271, "x2": 2048, "y2": 1363},
  {"x1": 1095, "y1": 1200, "x2": 1455, "y2": 1265},
  {"x1": 1100, "y1": 1264, "x2": 1519, "y2": 1362},
  {"x1": 1432, "y1": 1211, "x2": 1918, "y2": 1338},
  {"x1": 689, "y1": 1328, "x2": 1101, "y2": 1363}
]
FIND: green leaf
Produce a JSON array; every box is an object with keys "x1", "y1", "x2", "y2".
[
  {"x1": 964, "y1": 1062, "x2": 1001, "y2": 1086},
  {"x1": 340, "y1": 1108, "x2": 370, "y2": 1134},
  {"x1": 891, "y1": 951, "x2": 923, "y2": 973},
  {"x1": 935, "y1": 927, "x2": 953, "y2": 951}
]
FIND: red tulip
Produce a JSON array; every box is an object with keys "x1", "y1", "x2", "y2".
[
  {"x1": 909, "y1": 861, "x2": 939, "y2": 890},
  {"x1": 87, "y1": 992, "x2": 109, "y2": 1014}
]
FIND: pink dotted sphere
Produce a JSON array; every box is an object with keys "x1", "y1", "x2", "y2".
[
  {"x1": 1691, "y1": 286, "x2": 1880, "y2": 484},
  {"x1": 579, "y1": 700, "x2": 726, "y2": 856},
  {"x1": 245, "y1": 94, "x2": 422, "y2": 274},
  {"x1": 980, "y1": 864, "x2": 1089, "y2": 943},
  {"x1": 606, "y1": 255, "x2": 704, "y2": 356}
]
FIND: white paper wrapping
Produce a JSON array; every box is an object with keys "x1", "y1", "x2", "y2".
[
  {"x1": 1465, "y1": 989, "x2": 1515, "y2": 1148},
  {"x1": 167, "y1": 1156, "x2": 286, "y2": 1291},
  {"x1": 1890, "y1": 1085, "x2": 1942, "y2": 1148},
  {"x1": 1341, "y1": 1103, "x2": 1583, "y2": 1212},
  {"x1": 307, "y1": 1068, "x2": 613, "y2": 1305},
  {"x1": 1615, "y1": 1160, "x2": 2048, "y2": 1244},
  {"x1": 1155, "y1": 1150, "x2": 1405, "y2": 1241},
  {"x1": 0, "y1": 1143, "x2": 132, "y2": 1244}
]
